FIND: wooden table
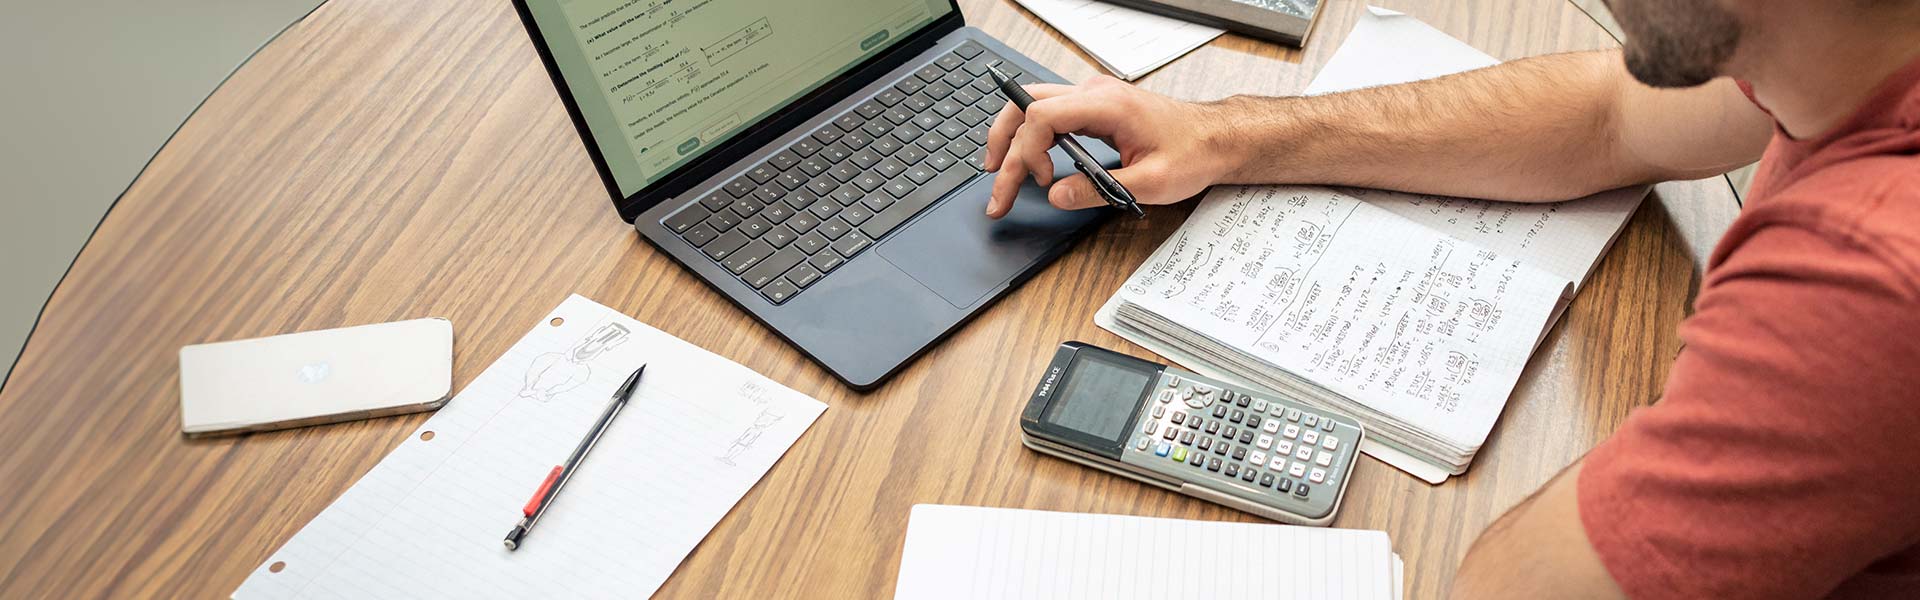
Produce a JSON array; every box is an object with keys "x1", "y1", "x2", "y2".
[{"x1": 0, "y1": 0, "x2": 1741, "y2": 597}]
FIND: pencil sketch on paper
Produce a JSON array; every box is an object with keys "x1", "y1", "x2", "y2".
[
  {"x1": 520, "y1": 322, "x2": 630, "y2": 402},
  {"x1": 717, "y1": 407, "x2": 785, "y2": 466}
]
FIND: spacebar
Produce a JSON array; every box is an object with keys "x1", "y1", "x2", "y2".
[{"x1": 858, "y1": 167, "x2": 975, "y2": 240}]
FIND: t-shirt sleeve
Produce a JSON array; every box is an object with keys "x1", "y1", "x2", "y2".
[{"x1": 1578, "y1": 224, "x2": 1920, "y2": 599}]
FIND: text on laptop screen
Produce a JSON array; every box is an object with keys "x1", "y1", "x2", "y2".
[{"x1": 523, "y1": 0, "x2": 955, "y2": 196}]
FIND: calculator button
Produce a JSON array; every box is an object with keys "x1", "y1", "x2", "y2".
[
  {"x1": 1187, "y1": 417, "x2": 1202, "y2": 430},
  {"x1": 1189, "y1": 451, "x2": 1206, "y2": 467},
  {"x1": 1144, "y1": 421, "x2": 1158, "y2": 435},
  {"x1": 1170, "y1": 412, "x2": 1185, "y2": 425},
  {"x1": 1207, "y1": 458, "x2": 1222, "y2": 472},
  {"x1": 1223, "y1": 426, "x2": 1239, "y2": 440},
  {"x1": 1152, "y1": 406, "x2": 1166, "y2": 419},
  {"x1": 1275, "y1": 440, "x2": 1294, "y2": 456},
  {"x1": 1295, "y1": 483, "x2": 1311, "y2": 498},
  {"x1": 1231, "y1": 447, "x2": 1248, "y2": 461},
  {"x1": 1322, "y1": 435, "x2": 1339, "y2": 451},
  {"x1": 1167, "y1": 375, "x2": 1181, "y2": 387},
  {"x1": 1193, "y1": 385, "x2": 1214, "y2": 397},
  {"x1": 1289, "y1": 462, "x2": 1308, "y2": 478},
  {"x1": 1249, "y1": 451, "x2": 1267, "y2": 465},
  {"x1": 1309, "y1": 468, "x2": 1327, "y2": 484},
  {"x1": 1136, "y1": 437, "x2": 1151, "y2": 451},
  {"x1": 1302, "y1": 431, "x2": 1320, "y2": 446},
  {"x1": 1260, "y1": 473, "x2": 1276, "y2": 488},
  {"x1": 1251, "y1": 399, "x2": 1269, "y2": 412},
  {"x1": 1205, "y1": 421, "x2": 1220, "y2": 435},
  {"x1": 1283, "y1": 424, "x2": 1301, "y2": 439},
  {"x1": 1230, "y1": 410, "x2": 1245, "y2": 423},
  {"x1": 1212, "y1": 443, "x2": 1228, "y2": 456},
  {"x1": 1241, "y1": 468, "x2": 1257, "y2": 482},
  {"x1": 1157, "y1": 390, "x2": 1175, "y2": 404},
  {"x1": 1257, "y1": 435, "x2": 1274, "y2": 450},
  {"x1": 1197, "y1": 438, "x2": 1212, "y2": 452},
  {"x1": 1224, "y1": 464, "x2": 1239, "y2": 478},
  {"x1": 1239, "y1": 431, "x2": 1254, "y2": 444},
  {"x1": 1276, "y1": 478, "x2": 1293, "y2": 493},
  {"x1": 1162, "y1": 427, "x2": 1177, "y2": 441},
  {"x1": 1181, "y1": 431, "x2": 1195, "y2": 445},
  {"x1": 1285, "y1": 408, "x2": 1302, "y2": 422},
  {"x1": 1236, "y1": 395, "x2": 1251, "y2": 408},
  {"x1": 1303, "y1": 414, "x2": 1320, "y2": 429},
  {"x1": 1155, "y1": 442, "x2": 1172, "y2": 457},
  {"x1": 1263, "y1": 420, "x2": 1282, "y2": 434},
  {"x1": 1246, "y1": 415, "x2": 1262, "y2": 429},
  {"x1": 1211, "y1": 405, "x2": 1228, "y2": 418},
  {"x1": 1295, "y1": 446, "x2": 1314, "y2": 461},
  {"x1": 1171, "y1": 447, "x2": 1188, "y2": 462},
  {"x1": 1322, "y1": 418, "x2": 1337, "y2": 432},
  {"x1": 1268, "y1": 456, "x2": 1288, "y2": 471},
  {"x1": 1315, "y1": 451, "x2": 1333, "y2": 467}
]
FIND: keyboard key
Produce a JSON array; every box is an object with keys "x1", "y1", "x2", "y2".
[
  {"x1": 724, "y1": 178, "x2": 756, "y2": 198},
  {"x1": 871, "y1": 137, "x2": 904, "y2": 156},
  {"x1": 851, "y1": 150, "x2": 882, "y2": 170},
  {"x1": 664, "y1": 207, "x2": 708, "y2": 233},
  {"x1": 808, "y1": 200, "x2": 837, "y2": 220},
  {"x1": 833, "y1": 114, "x2": 861, "y2": 132},
  {"x1": 842, "y1": 131, "x2": 874, "y2": 150},
  {"x1": 769, "y1": 150, "x2": 801, "y2": 170},
  {"x1": 915, "y1": 131, "x2": 947, "y2": 151},
  {"x1": 752, "y1": 184, "x2": 784, "y2": 205},
  {"x1": 1323, "y1": 418, "x2": 1337, "y2": 432},
  {"x1": 795, "y1": 232, "x2": 831, "y2": 254},
  {"x1": 883, "y1": 107, "x2": 914, "y2": 125},
  {"x1": 862, "y1": 120, "x2": 893, "y2": 139},
  {"x1": 940, "y1": 69, "x2": 971, "y2": 89},
  {"x1": 1315, "y1": 451, "x2": 1333, "y2": 467},
  {"x1": 1223, "y1": 463, "x2": 1238, "y2": 478},
  {"x1": 832, "y1": 231, "x2": 874, "y2": 257},
  {"x1": 957, "y1": 107, "x2": 990, "y2": 126},
  {"x1": 681, "y1": 223, "x2": 718, "y2": 246},
  {"x1": 923, "y1": 82, "x2": 955, "y2": 100},
  {"x1": 783, "y1": 190, "x2": 819, "y2": 209},
  {"x1": 914, "y1": 65, "x2": 943, "y2": 82},
  {"x1": 809, "y1": 251, "x2": 845, "y2": 274},
  {"x1": 943, "y1": 137, "x2": 978, "y2": 161},
  {"x1": 955, "y1": 41, "x2": 985, "y2": 58},
  {"x1": 1277, "y1": 478, "x2": 1293, "y2": 493},
  {"x1": 791, "y1": 138, "x2": 823, "y2": 157},
  {"x1": 699, "y1": 192, "x2": 732, "y2": 211},
  {"x1": 722, "y1": 241, "x2": 775, "y2": 274},
  {"x1": 729, "y1": 198, "x2": 762, "y2": 218},
  {"x1": 774, "y1": 171, "x2": 805, "y2": 191},
  {"x1": 875, "y1": 158, "x2": 907, "y2": 179},
  {"x1": 858, "y1": 166, "x2": 972, "y2": 239},
  {"x1": 831, "y1": 185, "x2": 863, "y2": 206},
  {"x1": 935, "y1": 53, "x2": 965, "y2": 71},
  {"x1": 894, "y1": 77, "x2": 925, "y2": 95},
  {"x1": 786, "y1": 264, "x2": 824, "y2": 289},
  {"x1": 962, "y1": 56, "x2": 993, "y2": 76},
  {"x1": 852, "y1": 173, "x2": 885, "y2": 192},
  {"x1": 812, "y1": 127, "x2": 844, "y2": 146},
  {"x1": 818, "y1": 218, "x2": 852, "y2": 240},
  {"x1": 798, "y1": 157, "x2": 830, "y2": 177},
  {"x1": 805, "y1": 177, "x2": 837, "y2": 196},
  {"x1": 864, "y1": 191, "x2": 898, "y2": 212},
  {"x1": 881, "y1": 178, "x2": 915, "y2": 200},
  {"x1": 738, "y1": 215, "x2": 773, "y2": 237},
  {"x1": 786, "y1": 213, "x2": 820, "y2": 234},
  {"x1": 761, "y1": 279, "x2": 799, "y2": 304},
  {"x1": 912, "y1": 113, "x2": 942, "y2": 130},
  {"x1": 876, "y1": 89, "x2": 905, "y2": 106},
  {"x1": 936, "y1": 121, "x2": 968, "y2": 139},
  {"x1": 705, "y1": 211, "x2": 740, "y2": 232},
  {"x1": 953, "y1": 87, "x2": 983, "y2": 106},
  {"x1": 746, "y1": 164, "x2": 777, "y2": 184},
  {"x1": 819, "y1": 144, "x2": 851, "y2": 163},
  {"x1": 765, "y1": 226, "x2": 798, "y2": 249},
  {"x1": 921, "y1": 154, "x2": 955, "y2": 174},
  {"x1": 854, "y1": 101, "x2": 885, "y2": 119},
  {"x1": 1303, "y1": 414, "x2": 1319, "y2": 429},
  {"x1": 842, "y1": 204, "x2": 875, "y2": 225},
  {"x1": 743, "y1": 247, "x2": 807, "y2": 289},
  {"x1": 892, "y1": 124, "x2": 925, "y2": 144},
  {"x1": 1309, "y1": 468, "x2": 1327, "y2": 484},
  {"x1": 828, "y1": 164, "x2": 860, "y2": 183},
  {"x1": 900, "y1": 146, "x2": 929, "y2": 164},
  {"x1": 903, "y1": 94, "x2": 933, "y2": 112},
  {"x1": 1294, "y1": 483, "x2": 1311, "y2": 498},
  {"x1": 1241, "y1": 467, "x2": 1257, "y2": 483},
  {"x1": 698, "y1": 229, "x2": 741, "y2": 259}
]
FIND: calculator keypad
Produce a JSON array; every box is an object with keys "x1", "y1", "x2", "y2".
[{"x1": 1123, "y1": 371, "x2": 1359, "y2": 518}]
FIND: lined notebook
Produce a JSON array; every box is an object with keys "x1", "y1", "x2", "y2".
[
  {"x1": 1013, "y1": 0, "x2": 1222, "y2": 80},
  {"x1": 1093, "y1": 8, "x2": 1646, "y2": 483},
  {"x1": 894, "y1": 505, "x2": 1402, "y2": 599},
  {"x1": 233, "y1": 295, "x2": 826, "y2": 599}
]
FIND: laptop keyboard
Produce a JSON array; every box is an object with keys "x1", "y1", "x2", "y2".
[{"x1": 661, "y1": 41, "x2": 1039, "y2": 306}]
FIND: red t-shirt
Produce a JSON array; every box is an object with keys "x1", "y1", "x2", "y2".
[{"x1": 1577, "y1": 58, "x2": 1920, "y2": 598}]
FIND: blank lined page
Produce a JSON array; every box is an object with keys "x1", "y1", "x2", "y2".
[
  {"x1": 233, "y1": 295, "x2": 826, "y2": 599},
  {"x1": 894, "y1": 505, "x2": 1400, "y2": 600}
]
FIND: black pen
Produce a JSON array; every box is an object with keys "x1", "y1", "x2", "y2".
[
  {"x1": 986, "y1": 62, "x2": 1144, "y2": 218},
  {"x1": 503, "y1": 365, "x2": 645, "y2": 551}
]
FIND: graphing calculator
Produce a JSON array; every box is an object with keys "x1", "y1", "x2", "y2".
[{"x1": 1020, "y1": 342, "x2": 1363, "y2": 525}]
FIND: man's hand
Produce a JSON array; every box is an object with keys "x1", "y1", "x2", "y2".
[{"x1": 982, "y1": 76, "x2": 1234, "y2": 218}]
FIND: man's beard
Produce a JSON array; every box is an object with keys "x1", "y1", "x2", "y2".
[{"x1": 1607, "y1": 0, "x2": 1744, "y2": 88}]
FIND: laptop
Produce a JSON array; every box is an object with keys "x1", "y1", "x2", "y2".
[{"x1": 512, "y1": 0, "x2": 1121, "y2": 389}]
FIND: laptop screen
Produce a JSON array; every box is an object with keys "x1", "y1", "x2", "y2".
[{"x1": 521, "y1": 0, "x2": 956, "y2": 197}]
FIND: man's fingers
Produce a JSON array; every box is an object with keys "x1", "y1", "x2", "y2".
[
  {"x1": 1008, "y1": 120, "x2": 1057, "y2": 186},
  {"x1": 1046, "y1": 162, "x2": 1188, "y2": 212},
  {"x1": 984, "y1": 84, "x2": 1076, "y2": 173},
  {"x1": 988, "y1": 144, "x2": 1030, "y2": 218}
]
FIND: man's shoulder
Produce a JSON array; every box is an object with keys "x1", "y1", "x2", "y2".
[{"x1": 1727, "y1": 157, "x2": 1920, "y2": 298}]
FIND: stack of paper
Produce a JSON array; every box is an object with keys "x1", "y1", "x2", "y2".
[
  {"x1": 1094, "y1": 8, "x2": 1646, "y2": 483},
  {"x1": 233, "y1": 295, "x2": 826, "y2": 598},
  {"x1": 894, "y1": 505, "x2": 1403, "y2": 599},
  {"x1": 1014, "y1": 0, "x2": 1222, "y2": 80}
]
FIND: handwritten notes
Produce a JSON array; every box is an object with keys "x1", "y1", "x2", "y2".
[{"x1": 1116, "y1": 187, "x2": 1569, "y2": 448}]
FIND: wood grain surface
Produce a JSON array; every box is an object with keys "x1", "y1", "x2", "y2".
[{"x1": 0, "y1": 0, "x2": 1740, "y2": 598}]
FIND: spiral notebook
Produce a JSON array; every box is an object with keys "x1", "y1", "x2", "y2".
[{"x1": 233, "y1": 295, "x2": 826, "y2": 599}]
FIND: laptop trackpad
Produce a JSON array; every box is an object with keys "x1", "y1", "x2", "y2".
[{"x1": 877, "y1": 176, "x2": 1102, "y2": 309}]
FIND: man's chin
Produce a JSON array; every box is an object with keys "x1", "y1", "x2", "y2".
[{"x1": 1623, "y1": 50, "x2": 1722, "y2": 88}]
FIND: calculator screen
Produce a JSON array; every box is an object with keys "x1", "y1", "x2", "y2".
[{"x1": 1044, "y1": 355, "x2": 1155, "y2": 441}]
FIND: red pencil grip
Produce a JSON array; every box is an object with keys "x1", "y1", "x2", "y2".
[{"x1": 522, "y1": 466, "x2": 564, "y2": 516}]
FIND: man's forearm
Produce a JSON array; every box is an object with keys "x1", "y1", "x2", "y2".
[{"x1": 1201, "y1": 50, "x2": 1650, "y2": 202}]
